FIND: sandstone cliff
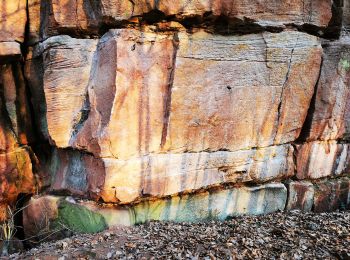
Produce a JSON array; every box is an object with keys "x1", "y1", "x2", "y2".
[{"x1": 0, "y1": 0, "x2": 349, "y2": 238}]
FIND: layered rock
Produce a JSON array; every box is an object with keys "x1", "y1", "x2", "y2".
[
  {"x1": 31, "y1": 0, "x2": 334, "y2": 41},
  {"x1": 24, "y1": 183, "x2": 288, "y2": 239},
  {"x1": 32, "y1": 28, "x2": 322, "y2": 203}
]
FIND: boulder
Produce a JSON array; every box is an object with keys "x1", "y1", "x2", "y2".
[
  {"x1": 39, "y1": 29, "x2": 322, "y2": 158},
  {"x1": 39, "y1": 36, "x2": 98, "y2": 147},
  {"x1": 313, "y1": 178, "x2": 350, "y2": 212},
  {"x1": 23, "y1": 196, "x2": 109, "y2": 243},
  {"x1": 286, "y1": 181, "x2": 314, "y2": 211}
]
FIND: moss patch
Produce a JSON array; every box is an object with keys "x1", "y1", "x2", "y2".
[
  {"x1": 340, "y1": 59, "x2": 350, "y2": 71},
  {"x1": 53, "y1": 200, "x2": 107, "y2": 234}
]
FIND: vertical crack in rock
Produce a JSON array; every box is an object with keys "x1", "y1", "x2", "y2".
[
  {"x1": 273, "y1": 36, "x2": 299, "y2": 143},
  {"x1": 296, "y1": 56, "x2": 324, "y2": 142},
  {"x1": 160, "y1": 32, "x2": 179, "y2": 148},
  {"x1": 70, "y1": 92, "x2": 91, "y2": 141},
  {"x1": 128, "y1": 0, "x2": 135, "y2": 16}
]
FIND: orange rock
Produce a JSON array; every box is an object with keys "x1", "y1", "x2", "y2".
[
  {"x1": 295, "y1": 141, "x2": 350, "y2": 180},
  {"x1": 37, "y1": 0, "x2": 333, "y2": 40},
  {"x1": 40, "y1": 36, "x2": 98, "y2": 147},
  {"x1": 1, "y1": 63, "x2": 34, "y2": 145},
  {"x1": 100, "y1": 144, "x2": 294, "y2": 203},
  {"x1": 0, "y1": 148, "x2": 36, "y2": 204},
  {"x1": 28, "y1": 0, "x2": 42, "y2": 44},
  {"x1": 0, "y1": 42, "x2": 21, "y2": 63},
  {"x1": 163, "y1": 30, "x2": 321, "y2": 153},
  {"x1": 303, "y1": 37, "x2": 350, "y2": 141},
  {"x1": 0, "y1": 0, "x2": 27, "y2": 42},
  {"x1": 35, "y1": 28, "x2": 322, "y2": 203}
]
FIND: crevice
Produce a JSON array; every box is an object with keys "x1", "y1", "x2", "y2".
[
  {"x1": 295, "y1": 56, "x2": 324, "y2": 143},
  {"x1": 160, "y1": 32, "x2": 179, "y2": 148},
  {"x1": 273, "y1": 37, "x2": 298, "y2": 143},
  {"x1": 70, "y1": 92, "x2": 90, "y2": 141}
]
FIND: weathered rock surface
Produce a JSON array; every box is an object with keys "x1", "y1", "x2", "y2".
[
  {"x1": 33, "y1": 28, "x2": 324, "y2": 203},
  {"x1": 134, "y1": 183, "x2": 288, "y2": 223},
  {"x1": 295, "y1": 141, "x2": 350, "y2": 180},
  {"x1": 303, "y1": 36, "x2": 350, "y2": 141},
  {"x1": 0, "y1": 0, "x2": 27, "y2": 42},
  {"x1": 0, "y1": 147, "x2": 35, "y2": 204},
  {"x1": 313, "y1": 177, "x2": 350, "y2": 212},
  {"x1": 286, "y1": 181, "x2": 314, "y2": 211},
  {"x1": 32, "y1": 0, "x2": 334, "y2": 41},
  {"x1": 38, "y1": 29, "x2": 321, "y2": 158},
  {"x1": 24, "y1": 183, "x2": 287, "y2": 238},
  {"x1": 0, "y1": 42, "x2": 22, "y2": 63},
  {"x1": 100, "y1": 145, "x2": 294, "y2": 203},
  {"x1": 38, "y1": 36, "x2": 98, "y2": 147},
  {"x1": 0, "y1": 64, "x2": 36, "y2": 219}
]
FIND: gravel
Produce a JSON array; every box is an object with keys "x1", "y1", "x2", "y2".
[{"x1": 8, "y1": 210, "x2": 350, "y2": 259}]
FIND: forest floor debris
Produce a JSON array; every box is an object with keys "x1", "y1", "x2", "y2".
[{"x1": 7, "y1": 210, "x2": 350, "y2": 259}]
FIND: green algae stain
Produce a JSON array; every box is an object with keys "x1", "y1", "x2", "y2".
[
  {"x1": 53, "y1": 200, "x2": 107, "y2": 234},
  {"x1": 340, "y1": 59, "x2": 350, "y2": 71}
]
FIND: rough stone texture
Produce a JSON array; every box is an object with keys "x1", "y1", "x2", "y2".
[
  {"x1": 134, "y1": 183, "x2": 288, "y2": 223},
  {"x1": 303, "y1": 37, "x2": 350, "y2": 141},
  {"x1": 163, "y1": 30, "x2": 321, "y2": 151},
  {"x1": 39, "y1": 30, "x2": 321, "y2": 152},
  {"x1": 23, "y1": 183, "x2": 287, "y2": 237},
  {"x1": 71, "y1": 28, "x2": 177, "y2": 159},
  {"x1": 0, "y1": 147, "x2": 36, "y2": 205},
  {"x1": 23, "y1": 195, "x2": 61, "y2": 242},
  {"x1": 54, "y1": 29, "x2": 322, "y2": 158},
  {"x1": 47, "y1": 148, "x2": 105, "y2": 199},
  {"x1": 0, "y1": 42, "x2": 22, "y2": 63},
  {"x1": 23, "y1": 196, "x2": 133, "y2": 241},
  {"x1": 100, "y1": 145, "x2": 294, "y2": 203},
  {"x1": 1, "y1": 63, "x2": 34, "y2": 145},
  {"x1": 295, "y1": 141, "x2": 350, "y2": 180},
  {"x1": 34, "y1": 28, "x2": 321, "y2": 203},
  {"x1": 313, "y1": 177, "x2": 350, "y2": 212},
  {"x1": 35, "y1": 0, "x2": 333, "y2": 40},
  {"x1": 0, "y1": 0, "x2": 27, "y2": 42},
  {"x1": 40, "y1": 36, "x2": 98, "y2": 147},
  {"x1": 0, "y1": 63, "x2": 37, "y2": 218},
  {"x1": 286, "y1": 181, "x2": 314, "y2": 211}
]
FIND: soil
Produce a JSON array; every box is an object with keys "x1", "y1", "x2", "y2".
[{"x1": 6, "y1": 210, "x2": 350, "y2": 259}]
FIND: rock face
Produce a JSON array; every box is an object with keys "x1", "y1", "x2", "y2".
[
  {"x1": 34, "y1": 28, "x2": 321, "y2": 203},
  {"x1": 31, "y1": 0, "x2": 333, "y2": 40},
  {"x1": 0, "y1": 0, "x2": 349, "y2": 233},
  {"x1": 0, "y1": 0, "x2": 27, "y2": 42}
]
